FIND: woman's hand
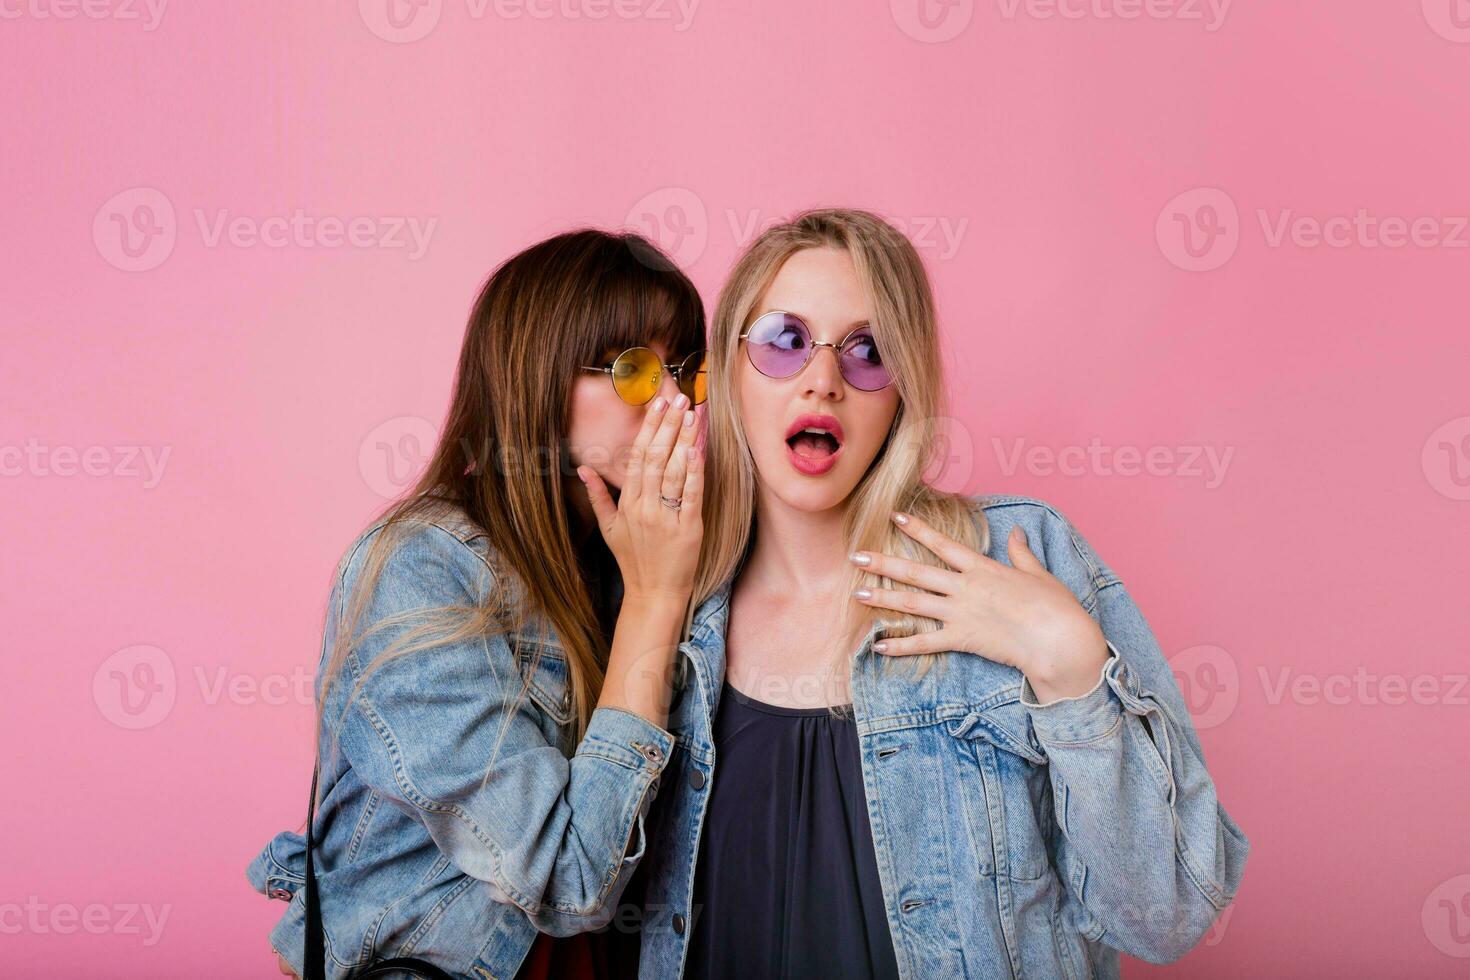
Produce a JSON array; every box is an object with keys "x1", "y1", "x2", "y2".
[
  {"x1": 578, "y1": 393, "x2": 705, "y2": 605},
  {"x1": 849, "y1": 513, "x2": 1110, "y2": 702}
]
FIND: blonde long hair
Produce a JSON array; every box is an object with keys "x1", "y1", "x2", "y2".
[
  {"x1": 691, "y1": 208, "x2": 990, "y2": 662},
  {"x1": 319, "y1": 229, "x2": 706, "y2": 755}
]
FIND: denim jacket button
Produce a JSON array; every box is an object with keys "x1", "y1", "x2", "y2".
[
  {"x1": 688, "y1": 769, "x2": 706, "y2": 790},
  {"x1": 268, "y1": 887, "x2": 293, "y2": 901},
  {"x1": 672, "y1": 912, "x2": 686, "y2": 935}
]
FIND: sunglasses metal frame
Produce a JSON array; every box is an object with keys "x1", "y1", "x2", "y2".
[
  {"x1": 738, "y1": 310, "x2": 894, "y2": 391},
  {"x1": 577, "y1": 346, "x2": 709, "y2": 405}
]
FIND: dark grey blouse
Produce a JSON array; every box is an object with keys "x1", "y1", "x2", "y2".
[{"x1": 683, "y1": 681, "x2": 901, "y2": 980}]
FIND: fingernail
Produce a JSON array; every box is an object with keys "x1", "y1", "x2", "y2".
[
  {"x1": 849, "y1": 552, "x2": 872, "y2": 566},
  {"x1": 872, "y1": 642, "x2": 888, "y2": 653},
  {"x1": 853, "y1": 589, "x2": 872, "y2": 600},
  {"x1": 892, "y1": 512, "x2": 910, "y2": 525},
  {"x1": 674, "y1": 393, "x2": 689, "y2": 409},
  {"x1": 683, "y1": 410, "x2": 695, "y2": 427},
  {"x1": 652, "y1": 397, "x2": 667, "y2": 411},
  {"x1": 576, "y1": 468, "x2": 588, "y2": 483}
]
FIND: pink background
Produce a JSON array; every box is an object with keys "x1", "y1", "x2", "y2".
[{"x1": 4, "y1": 1, "x2": 1469, "y2": 976}]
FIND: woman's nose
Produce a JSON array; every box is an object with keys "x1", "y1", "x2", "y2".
[{"x1": 802, "y1": 345, "x2": 843, "y2": 399}]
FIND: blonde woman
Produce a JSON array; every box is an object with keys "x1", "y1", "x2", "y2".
[
  {"x1": 634, "y1": 209, "x2": 1249, "y2": 979},
  {"x1": 248, "y1": 229, "x2": 710, "y2": 979}
]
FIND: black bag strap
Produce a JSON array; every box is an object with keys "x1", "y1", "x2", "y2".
[
  {"x1": 305, "y1": 763, "x2": 325, "y2": 980},
  {"x1": 301, "y1": 765, "x2": 454, "y2": 980}
]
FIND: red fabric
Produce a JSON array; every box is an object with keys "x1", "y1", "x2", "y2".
[{"x1": 514, "y1": 930, "x2": 610, "y2": 980}]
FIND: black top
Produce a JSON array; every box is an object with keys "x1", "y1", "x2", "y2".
[{"x1": 684, "y1": 682, "x2": 901, "y2": 980}]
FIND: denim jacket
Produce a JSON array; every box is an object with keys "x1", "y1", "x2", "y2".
[
  {"x1": 635, "y1": 495, "x2": 1250, "y2": 979},
  {"x1": 246, "y1": 506, "x2": 677, "y2": 979}
]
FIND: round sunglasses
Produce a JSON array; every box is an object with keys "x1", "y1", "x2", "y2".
[
  {"x1": 739, "y1": 311, "x2": 894, "y2": 391},
  {"x1": 579, "y1": 347, "x2": 709, "y2": 406}
]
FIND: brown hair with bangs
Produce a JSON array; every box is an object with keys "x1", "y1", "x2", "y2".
[{"x1": 319, "y1": 229, "x2": 706, "y2": 760}]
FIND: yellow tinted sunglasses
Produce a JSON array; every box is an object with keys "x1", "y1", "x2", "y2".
[{"x1": 579, "y1": 347, "x2": 709, "y2": 406}]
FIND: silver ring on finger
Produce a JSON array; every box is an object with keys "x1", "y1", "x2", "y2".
[{"x1": 660, "y1": 495, "x2": 683, "y2": 511}]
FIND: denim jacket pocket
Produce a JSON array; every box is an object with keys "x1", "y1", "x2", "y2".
[
  {"x1": 947, "y1": 698, "x2": 1055, "y2": 882},
  {"x1": 512, "y1": 638, "x2": 575, "y2": 732}
]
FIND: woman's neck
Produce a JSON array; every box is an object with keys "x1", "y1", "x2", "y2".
[{"x1": 742, "y1": 489, "x2": 852, "y2": 599}]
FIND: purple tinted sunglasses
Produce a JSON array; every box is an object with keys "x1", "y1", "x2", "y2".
[{"x1": 739, "y1": 311, "x2": 894, "y2": 391}]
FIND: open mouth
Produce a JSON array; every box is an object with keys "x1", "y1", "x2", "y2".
[
  {"x1": 785, "y1": 428, "x2": 842, "y2": 459},
  {"x1": 782, "y1": 414, "x2": 845, "y2": 475}
]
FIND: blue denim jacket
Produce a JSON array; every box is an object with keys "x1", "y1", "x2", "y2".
[
  {"x1": 635, "y1": 495, "x2": 1250, "y2": 979},
  {"x1": 247, "y1": 506, "x2": 677, "y2": 979}
]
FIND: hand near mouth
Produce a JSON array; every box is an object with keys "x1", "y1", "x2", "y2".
[{"x1": 848, "y1": 512, "x2": 1111, "y2": 702}]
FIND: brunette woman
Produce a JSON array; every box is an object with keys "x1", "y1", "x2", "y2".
[{"x1": 249, "y1": 229, "x2": 709, "y2": 979}]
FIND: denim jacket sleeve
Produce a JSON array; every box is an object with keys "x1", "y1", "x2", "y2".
[
  {"x1": 1008, "y1": 504, "x2": 1250, "y2": 963},
  {"x1": 325, "y1": 521, "x2": 674, "y2": 936}
]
